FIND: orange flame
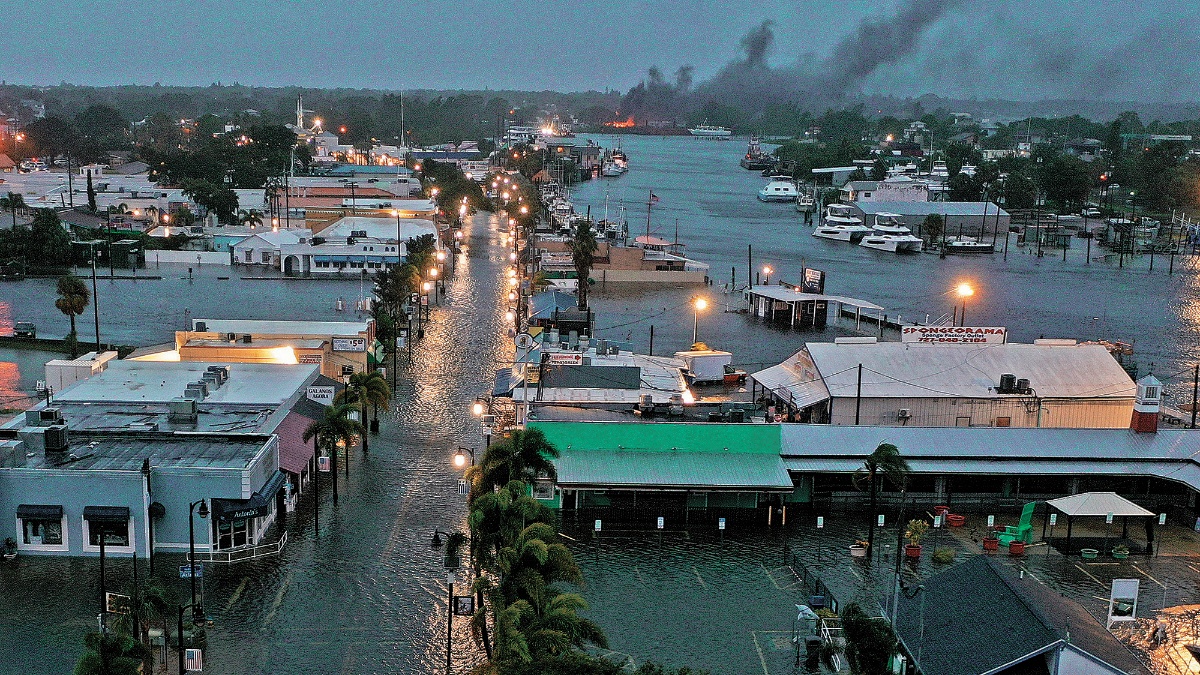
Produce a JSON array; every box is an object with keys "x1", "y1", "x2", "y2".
[{"x1": 605, "y1": 116, "x2": 636, "y2": 129}]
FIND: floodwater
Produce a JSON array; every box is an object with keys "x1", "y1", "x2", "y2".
[{"x1": 571, "y1": 134, "x2": 1200, "y2": 397}]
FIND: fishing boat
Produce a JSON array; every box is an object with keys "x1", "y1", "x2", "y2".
[
  {"x1": 795, "y1": 193, "x2": 816, "y2": 213},
  {"x1": 739, "y1": 135, "x2": 776, "y2": 171},
  {"x1": 859, "y1": 213, "x2": 923, "y2": 253},
  {"x1": 757, "y1": 179, "x2": 798, "y2": 202},
  {"x1": 688, "y1": 124, "x2": 733, "y2": 137},
  {"x1": 601, "y1": 161, "x2": 623, "y2": 177},
  {"x1": 941, "y1": 235, "x2": 995, "y2": 254}
]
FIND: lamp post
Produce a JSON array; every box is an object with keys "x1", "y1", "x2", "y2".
[
  {"x1": 446, "y1": 569, "x2": 456, "y2": 675},
  {"x1": 954, "y1": 282, "x2": 974, "y2": 327},
  {"x1": 90, "y1": 243, "x2": 101, "y2": 352},
  {"x1": 453, "y1": 447, "x2": 476, "y2": 468},
  {"x1": 692, "y1": 297, "x2": 708, "y2": 345},
  {"x1": 187, "y1": 499, "x2": 209, "y2": 624},
  {"x1": 762, "y1": 265, "x2": 774, "y2": 286}
]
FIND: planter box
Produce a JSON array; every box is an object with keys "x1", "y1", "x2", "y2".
[
  {"x1": 849, "y1": 545, "x2": 867, "y2": 558},
  {"x1": 982, "y1": 538, "x2": 999, "y2": 551},
  {"x1": 1112, "y1": 550, "x2": 1129, "y2": 559}
]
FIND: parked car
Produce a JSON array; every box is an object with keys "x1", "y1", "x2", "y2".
[
  {"x1": 1081, "y1": 208, "x2": 1101, "y2": 218},
  {"x1": 13, "y1": 322, "x2": 35, "y2": 338}
]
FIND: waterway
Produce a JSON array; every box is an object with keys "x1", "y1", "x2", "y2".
[{"x1": 570, "y1": 134, "x2": 1200, "y2": 397}]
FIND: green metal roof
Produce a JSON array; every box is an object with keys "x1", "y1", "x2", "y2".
[
  {"x1": 530, "y1": 422, "x2": 781, "y2": 455},
  {"x1": 530, "y1": 422, "x2": 790, "y2": 491}
]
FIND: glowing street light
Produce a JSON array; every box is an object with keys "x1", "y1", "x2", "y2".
[
  {"x1": 436, "y1": 250, "x2": 446, "y2": 262},
  {"x1": 453, "y1": 447, "x2": 475, "y2": 468},
  {"x1": 472, "y1": 399, "x2": 485, "y2": 417},
  {"x1": 520, "y1": 206, "x2": 528, "y2": 214},
  {"x1": 762, "y1": 265, "x2": 774, "y2": 285},
  {"x1": 429, "y1": 267, "x2": 438, "y2": 278},
  {"x1": 692, "y1": 297, "x2": 708, "y2": 344},
  {"x1": 955, "y1": 282, "x2": 975, "y2": 326}
]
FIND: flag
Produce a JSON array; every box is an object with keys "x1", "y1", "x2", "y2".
[{"x1": 649, "y1": 191, "x2": 660, "y2": 205}]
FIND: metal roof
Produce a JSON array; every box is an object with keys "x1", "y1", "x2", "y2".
[
  {"x1": 55, "y1": 360, "x2": 319, "y2": 405},
  {"x1": 0, "y1": 433, "x2": 273, "y2": 472},
  {"x1": 747, "y1": 285, "x2": 884, "y2": 311},
  {"x1": 532, "y1": 421, "x2": 781, "y2": 455},
  {"x1": 854, "y1": 201, "x2": 1010, "y2": 217},
  {"x1": 803, "y1": 341, "x2": 1135, "y2": 399},
  {"x1": 555, "y1": 449, "x2": 793, "y2": 490},
  {"x1": 1047, "y1": 492, "x2": 1155, "y2": 517},
  {"x1": 749, "y1": 362, "x2": 830, "y2": 409},
  {"x1": 195, "y1": 319, "x2": 370, "y2": 337},
  {"x1": 542, "y1": 365, "x2": 642, "y2": 390}
]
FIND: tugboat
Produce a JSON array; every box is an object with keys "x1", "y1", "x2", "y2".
[{"x1": 739, "y1": 135, "x2": 777, "y2": 171}]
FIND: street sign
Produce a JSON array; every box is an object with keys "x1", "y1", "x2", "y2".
[
  {"x1": 457, "y1": 479, "x2": 468, "y2": 497},
  {"x1": 318, "y1": 456, "x2": 331, "y2": 472},
  {"x1": 877, "y1": 514, "x2": 885, "y2": 527},
  {"x1": 594, "y1": 519, "x2": 602, "y2": 532},
  {"x1": 179, "y1": 564, "x2": 204, "y2": 579},
  {"x1": 656, "y1": 516, "x2": 664, "y2": 530},
  {"x1": 987, "y1": 515, "x2": 995, "y2": 528},
  {"x1": 816, "y1": 516, "x2": 824, "y2": 529},
  {"x1": 453, "y1": 596, "x2": 475, "y2": 616},
  {"x1": 1159, "y1": 513, "x2": 1168, "y2": 526},
  {"x1": 718, "y1": 518, "x2": 726, "y2": 530},
  {"x1": 105, "y1": 592, "x2": 131, "y2": 615},
  {"x1": 185, "y1": 648, "x2": 203, "y2": 672},
  {"x1": 1106, "y1": 512, "x2": 1114, "y2": 525},
  {"x1": 515, "y1": 333, "x2": 534, "y2": 350},
  {"x1": 1049, "y1": 513, "x2": 1057, "y2": 526}
]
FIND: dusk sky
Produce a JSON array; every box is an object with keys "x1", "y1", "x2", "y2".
[{"x1": 3, "y1": 0, "x2": 1198, "y2": 102}]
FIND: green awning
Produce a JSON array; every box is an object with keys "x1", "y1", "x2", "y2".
[{"x1": 555, "y1": 449, "x2": 793, "y2": 491}]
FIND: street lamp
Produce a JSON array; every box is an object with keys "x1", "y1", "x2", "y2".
[
  {"x1": 453, "y1": 447, "x2": 476, "y2": 468},
  {"x1": 762, "y1": 265, "x2": 774, "y2": 285},
  {"x1": 954, "y1": 282, "x2": 974, "y2": 326},
  {"x1": 472, "y1": 398, "x2": 485, "y2": 417},
  {"x1": 187, "y1": 499, "x2": 209, "y2": 624},
  {"x1": 692, "y1": 297, "x2": 708, "y2": 344}
]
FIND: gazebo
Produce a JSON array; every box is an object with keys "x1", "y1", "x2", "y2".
[{"x1": 1045, "y1": 492, "x2": 1155, "y2": 554}]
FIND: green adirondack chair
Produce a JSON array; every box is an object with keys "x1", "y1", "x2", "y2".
[{"x1": 997, "y1": 502, "x2": 1037, "y2": 546}]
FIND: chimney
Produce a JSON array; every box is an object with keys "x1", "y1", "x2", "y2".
[{"x1": 1130, "y1": 374, "x2": 1162, "y2": 433}]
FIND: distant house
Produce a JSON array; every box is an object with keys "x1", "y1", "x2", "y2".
[
  {"x1": 0, "y1": 153, "x2": 15, "y2": 173},
  {"x1": 894, "y1": 556, "x2": 1144, "y2": 675},
  {"x1": 843, "y1": 175, "x2": 930, "y2": 203}
]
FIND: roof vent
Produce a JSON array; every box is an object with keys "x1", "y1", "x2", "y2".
[{"x1": 168, "y1": 397, "x2": 198, "y2": 423}]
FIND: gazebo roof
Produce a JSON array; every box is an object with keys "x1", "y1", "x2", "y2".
[{"x1": 1046, "y1": 492, "x2": 1154, "y2": 518}]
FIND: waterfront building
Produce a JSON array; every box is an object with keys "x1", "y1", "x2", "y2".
[
  {"x1": 0, "y1": 360, "x2": 328, "y2": 558},
  {"x1": 841, "y1": 175, "x2": 931, "y2": 203},
  {"x1": 232, "y1": 228, "x2": 311, "y2": 266},
  {"x1": 751, "y1": 339, "x2": 1135, "y2": 427},
  {"x1": 535, "y1": 238, "x2": 709, "y2": 284},
  {"x1": 156, "y1": 318, "x2": 378, "y2": 381},
  {"x1": 852, "y1": 201, "x2": 1011, "y2": 236}
]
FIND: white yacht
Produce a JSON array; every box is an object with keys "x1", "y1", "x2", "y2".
[
  {"x1": 813, "y1": 204, "x2": 870, "y2": 241},
  {"x1": 757, "y1": 179, "x2": 798, "y2": 202},
  {"x1": 688, "y1": 124, "x2": 733, "y2": 137},
  {"x1": 822, "y1": 203, "x2": 863, "y2": 226},
  {"x1": 601, "y1": 161, "x2": 623, "y2": 177},
  {"x1": 859, "y1": 213, "x2": 924, "y2": 253},
  {"x1": 795, "y1": 193, "x2": 816, "y2": 213},
  {"x1": 942, "y1": 235, "x2": 994, "y2": 254}
]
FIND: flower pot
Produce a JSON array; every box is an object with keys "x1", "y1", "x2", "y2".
[
  {"x1": 1008, "y1": 541, "x2": 1025, "y2": 555},
  {"x1": 905, "y1": 544, "x2": 923, "y2": 559},
  {"x1": 1080, "y1": 548, "x2": 1099, "y2": 560},
  {"x1": 982, "y1": 537, "x2": 999, "y2": 551},
  {"x1": 946, "y1": 514, "x2": 966, "y2": 527},
  {"x1": 1112, "y1": 550, "x2": 1129, "y2": 559},
  {"x1": 934, "y1": 505, "x2": 950, "y2": 516},
  {"x1": 849, "y1": 545, "x2": 867, "y2": 558}
]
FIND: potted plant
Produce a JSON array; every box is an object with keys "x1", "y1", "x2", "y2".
[
  {"x1": 849, "y1": 540, "x2": 869, "y2": 557},
  {"x1": 946, "y1": 513, "x2": 966, "y2": 527},
  {"x1": 1081, "y1": 548, "x2": 1099, "y2": 560},
  {"x1": 905, "y1": 519, "x2": 928, "y2": 558},
  {"x1": 1008, "y1": 540, "x2": 1026, "y2": 555},
  {"x1": 1112, "y1": 544, "x2": 1130, "y2": 560},
  {"x1": 982, "y1": 530, "x2": 1000, "y2": 551},
  {"x1": 2, "y1": 537, "x2": 16, "y2": 560}
]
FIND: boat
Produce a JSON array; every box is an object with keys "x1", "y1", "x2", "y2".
[
  {"x1": 757, "y1": 179, "x2": 798, "y2": 202},
  {"x1": 859, "y1": 213, "x2": 923, "y2": 253},
  {"x1": 688, "y1": 124, "x2": 733, "y2": 137},
  {"x1": 941, "y1": 235, "x2": 995, "y2": 254},
  {"x1": 739, "y1": 135, "x2": 777, "y2": 170},
  {"x1": 822, "y1": 203, "x2": 865, "y2": 227},
  {"x1": 795, "y1": 193, "x2": 816, "y2": 213},
  {"x1": 601, "y1": 161, "x2": 623, "y2": 177},
  {"x1": 813, "y1": 204, "x2": 870, "y2": 241}
]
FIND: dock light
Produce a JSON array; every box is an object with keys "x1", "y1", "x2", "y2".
[
  {"x1": 313, "y1": 118, "x2": 322, "y2": 127},
  {"x1": 692, "y1": 297, "x2": 708, "y2": 344},
  {"x1": 762, "y1": 265, "x2": 774, "y2": 285},
  {"x1": 955, "y1": 282, "x2": 975, "y2": 326},
  {"x1": 472, "y1": 399, "x2": 485, "y2": 417}
]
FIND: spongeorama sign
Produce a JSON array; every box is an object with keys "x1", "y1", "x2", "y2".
[{"x1": 901, "y1": 326, "x2": 1007, "y2": 344}]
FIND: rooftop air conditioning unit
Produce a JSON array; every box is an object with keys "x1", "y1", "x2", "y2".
[
  {"x1": 1016, "y1": 378, "x2": 1031, "y2": 395},
  {"x1": 169, "y1": 397, "x2": 198, "y2": 422},
  {"x1": 195, "y1": 321, "x2": 207, "y2": 332},
  {"x1": 227, "y1": 333, "x2": 236, "y2": 341},
  {"x1": 43, "y1": 425, "x2": 69, "y2": 453},
  {"x1": 639, "y1": 394, "x2": 655, "y2": 412},
  {"x1": 202, "y1": 372, "x2": 220, "y2": 389},
  {"x1": 897, "y1": 408, "x2": 912, "y2": 420},
  {"x1": 999, "y1": 373, "x2": 1016, "y2": 394},
  {"x1": 242, "y1": 334, "x2": 252, "y2": 344},
  {"x1": 40, "y1": 407, "x2": 63, "y2": 424}
]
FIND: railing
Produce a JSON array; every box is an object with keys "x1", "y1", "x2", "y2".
[{"x1": 200, "y1": 531, "x2": 287, "y2": 564}]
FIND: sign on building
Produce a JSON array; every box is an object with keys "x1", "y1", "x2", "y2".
[
  {"x1": 801, "y1": 268, "x2": 825, "y2": 294},
  {"x1": 453, "y1": 596, "x2": 476, "y2": 616},
  {"x1": 298, "y1": 354, "x2": 323, "y2": 365},
  {"x1": 307, "y1": 385, "x2": 335, "y2": 405},
  {"x1": 178, "y1": 564, "x2": 204, "y2": 579},
  {"x1": 901, "y1": 326, "x2": 1008, "y2": 344},
  {"x1": 105, "y1": 592, "x2": 131, "y2": 615},
  {"x1": 332, "y1": 337, "x2": 367, "y2": 352},
  {"x1": 547, "y1": 353, "x2": 584, "y2": 365},
  {"x1": 1107, "y1": 579, "x2": 1140, "y2": 626}
]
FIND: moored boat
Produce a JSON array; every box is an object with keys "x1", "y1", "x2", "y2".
[
  {"x1": 688, "y1": 124, "x2": 733, "y2": 137},
  {"x1": 860, "y1": 213, "x2": 923, "y2": 253},
  {"x1": 757, "y1": 179, "x2": 798, "y2": 202}
]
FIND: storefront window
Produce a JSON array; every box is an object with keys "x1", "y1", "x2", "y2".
[
  {"x1": 22, "y1": 519, "x2": 63, "y2": 545},
  {"x1": 88, "y1": 523, "x2": 130, "y2": 547},
  {"x1": 217, "y1": 519, "x2": 249, "y2": 550}
]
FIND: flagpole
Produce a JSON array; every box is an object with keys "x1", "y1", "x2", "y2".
[{"x1": 646, "y1": 189, "x2": 652, "y2": 243}]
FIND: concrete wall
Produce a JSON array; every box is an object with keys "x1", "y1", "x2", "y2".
[{"x1": 828, "y1": 396, "x2": 1134, "y2": 429}]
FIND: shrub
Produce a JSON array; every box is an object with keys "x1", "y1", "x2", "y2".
[{"x1": 932, "y1": 547, "x2": 956, "y2": 564}]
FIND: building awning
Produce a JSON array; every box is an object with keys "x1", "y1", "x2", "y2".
[
  {"x1": 1047, "y1": 492, "x2": 1154, "y2": 518},
  {"x1": 751, "y1": 363, "x2": 831, "y2": 410},
  {"x1": 83, "y1": 506, "x2": 131, "y2": 523},
  {"x1": 17, "y1": 504, "x2": 63, "y2": 520},
  {"x1": 210, "y1": 470, "x2": 287, "y2": 523},
  {"x1": 555, "y1": 450, "x2": 794, "y2": 491},
  {"x1": 277, "y1": 411, "x2": 317, "y2": 475}
]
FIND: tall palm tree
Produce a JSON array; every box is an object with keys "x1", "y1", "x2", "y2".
[
  {"x1": 0, "y1": 191, "x2": 25, "y2": 229},
  {"x1": 336, "y1": 371, "x2": 390, "y2": 453},
  {"x1": 568, "y1": 221, "x2": 598, "y2": 310},
  {"x1": 54, "y1": 275, "x2": 90, "y2": 358},
  {"x1": 474, "y1": 428, "x2": 560, "y2": 494},
  {"x1": 853, "y1": 442, "x2": 910, "y2": 561},
  {"x1": 238, "y1": 209, "x2": 263, "y2": 228},
  {"x1": 302, "y1": 403, "x2": 363, "y2": 505}
]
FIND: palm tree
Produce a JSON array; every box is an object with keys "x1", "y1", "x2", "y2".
[
  {"x1": 474, "y1": 428, "x2": 560, "y2": 495},
  {"x1": 238, "y1": 209, "x2": 263, "y2": 228},
  {"x1": 568, "y1": 221, "x2": 598, "y2": 310},
  {"x1": 72, "y1": 631, "x2": 148, "y2": 675},
  {"x1": 0, "y1": 191, "x2": 25, "y2": 229},
  {"x1": 54, "y1": 275, "x2": 90, "y2": 358},
  {"x1": 336, "y1": 371, "x2": 390, "y2": 453},
  {"x1": 508, "y1": 589, "x2": 607, "y2": 661},
  {"x1": 302, "y1": 403, "x2": 363, "y2": 505},
  {"x1": 853, "y1": 443, "x2": 910, "y2": 561}
]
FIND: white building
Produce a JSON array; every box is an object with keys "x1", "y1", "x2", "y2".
[{"x1": 232, "y1": 229, "x2": 312, "y2": 267}]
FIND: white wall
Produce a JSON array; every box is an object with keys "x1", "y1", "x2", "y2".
[{"x1": 146, "y1": 250, "x2": 231, "y2": 266}]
